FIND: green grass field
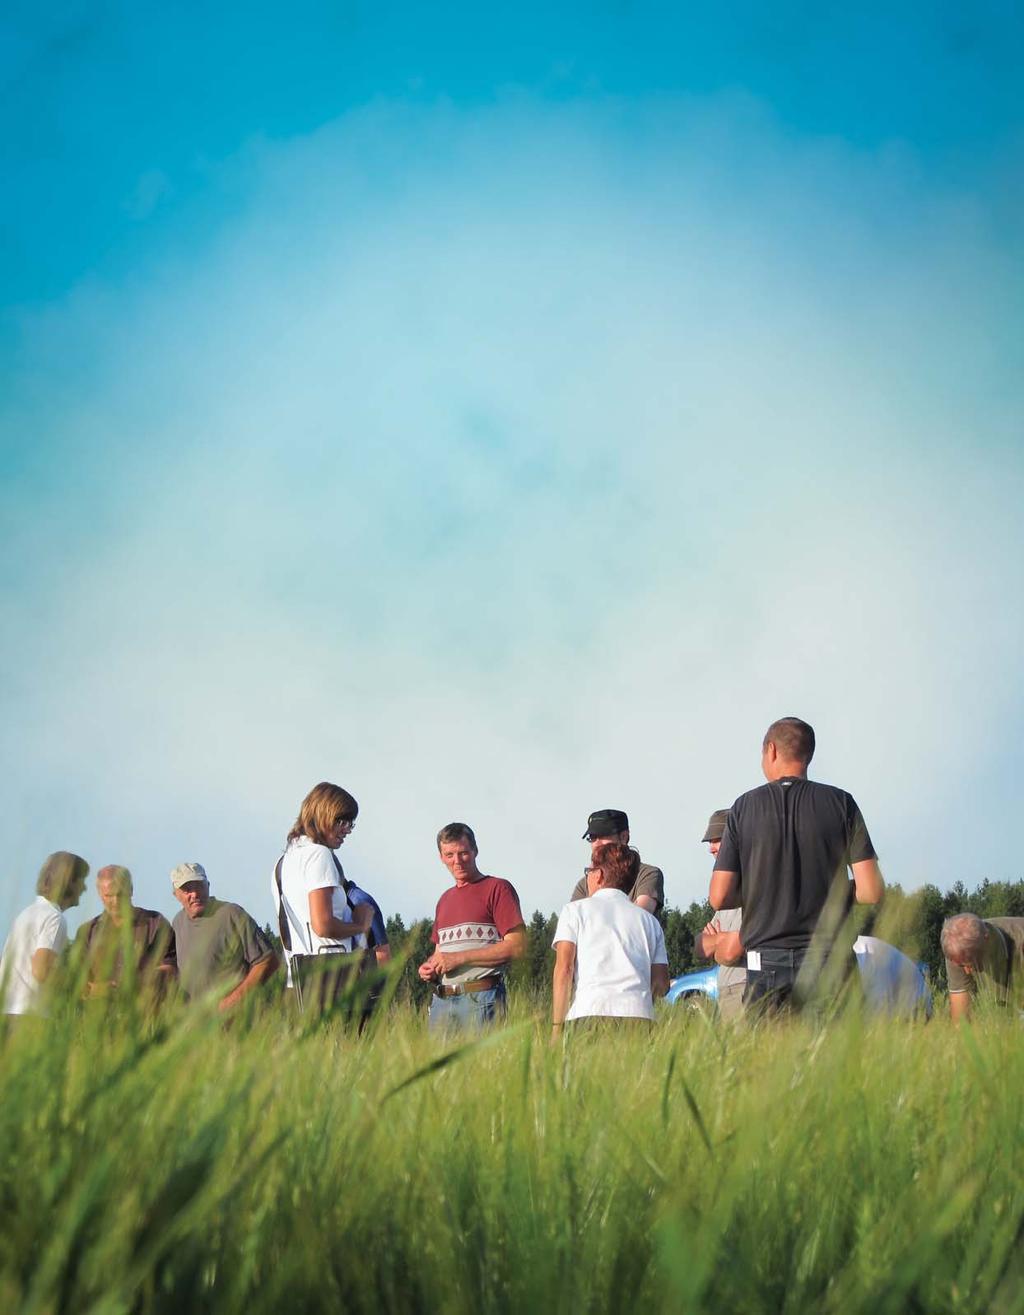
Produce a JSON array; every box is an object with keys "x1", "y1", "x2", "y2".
[{"x1": 2, "y1": 989, "x2": 1022, "y2": 1315}]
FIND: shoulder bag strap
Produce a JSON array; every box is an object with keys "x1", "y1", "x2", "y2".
[
  {"x1": 274, "y1": 857, "x2": 294, "y2": 953},
  {"x1": 330, "y1": 853, "x2": 352, "y2": 893},
  {"x1": 330, "y1": 854, "x2": 377, "y2": 951}
]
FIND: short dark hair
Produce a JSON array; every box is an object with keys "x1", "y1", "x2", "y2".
[
  {"x1": 763, "y1": 716, "x2": 815, "y2": 765},
  {"x1": 590, "y1": 842, "x2": 639, "y2": 894},
  {"x1": 436, "y1": 822, "x2": 478, "y2": 853},
  {"x1": 36, "y1": 851, "x2": 89, "y2": 901}
]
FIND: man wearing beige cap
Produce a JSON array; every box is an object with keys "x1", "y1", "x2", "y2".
[
  {"x1": 74, "y1": 865, "x2": 176, "y2": 999},
  {"x1": 695, "y1": 810, "x2": 746, "y2": 1021},
  {"x1": 170, "y1": 863, "x2": 278, "y2": 1011}
]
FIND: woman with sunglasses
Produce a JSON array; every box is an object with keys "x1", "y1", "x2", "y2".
[{"x1": 273, "y1": 782, "x2": 375, "y2": 1011}]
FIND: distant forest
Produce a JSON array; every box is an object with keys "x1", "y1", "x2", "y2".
[{"x1": 265, "y1": 879, "x2": 1024, "y2": 1007}]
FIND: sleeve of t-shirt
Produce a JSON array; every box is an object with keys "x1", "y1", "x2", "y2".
[
  {"x1": 36, "y1": 908, "x2": 67, "y2": 955},
  {"x1": 845, "y1": 797, "x2": 877, "y2": 865},
  {"x1": 634, "y1": 866, "x2": 664, "y2": 910},
  {"x1": 552, "y1": 903, "x2": 579, "y2": 946},
  {"x1": 945, "y1": 957, "x2": 972, "y2": 994},
  {"x1": 649, "y1": 917, "x2": 668, "y2": 966},
  {"x1": 302, "y1": 845, "x2": 343, "y2": 894},
  {"x1": 570, "y1": 876, "x2": 587, "y2": 902},
  {"x1": 236, "y1": 910, "x2": 273, "y2": 967},
  {"x1": 714, "y1": 805, "x2": 743, "y2": 878},
  {"x1": 490, "y1": 880, "x2": 525, "y2": 936}
]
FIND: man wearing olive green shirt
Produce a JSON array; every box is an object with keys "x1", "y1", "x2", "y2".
[
  {"x1": 569, "y1": 809, "x2": 664, "y2": 916},
  {"x1": 171, "y1": 862, "x2": 278, "y2": 1011},
  {"x1": 941, "y1": 913, "x2": 1024, "y2": 1023}
]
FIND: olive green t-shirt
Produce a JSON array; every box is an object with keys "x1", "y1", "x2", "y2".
[
  {"x1": 570, "y1": 858, "x2": 665, "y2": 916},
  {"x1": 945, "y1": 917, "x2": 1024, "y2": 1003},
  {"x1": 172, "y1": 899, "x2": 273, "y2": 1001}
]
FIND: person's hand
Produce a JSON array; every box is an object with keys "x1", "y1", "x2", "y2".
[
  {"x1": 418, "y1": 952, "x2": 446, "y2": 981},
  {"x1": 550, "y1": 1024, "x2": 564, "y2": 1046},
  {"x1": 353, "y1": 902, "x2": 374, "y2": 931},
  {"x1": 702, "y1": 918, "x2": 721, "y2": 937}
]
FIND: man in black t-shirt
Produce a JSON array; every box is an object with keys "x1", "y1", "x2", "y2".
[{"x1": 710, "y1": 717, "x2": 884, "y2": 1012}]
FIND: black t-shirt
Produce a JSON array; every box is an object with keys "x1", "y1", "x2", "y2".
[{"x1": 714, "y1": 777, "x2": 876, "y2": 951}]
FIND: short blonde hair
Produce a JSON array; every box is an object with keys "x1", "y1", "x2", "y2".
[
  {"x1": 97, "y1": 865, "x2": 133, "y2": 897},
  {"x1": 288, "y1": 782, "x2": 359, "y2": 846}
]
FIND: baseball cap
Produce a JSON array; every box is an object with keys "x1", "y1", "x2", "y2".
[
  {"x1": 583, "y1": 809, "x2": 629, "y2": 841},
  {"x1": 170, "y1": 861, "x2": 208, "y2": 889},
  {"x1": 701, "y1": 809, "x2": 730, "y2": 843}
]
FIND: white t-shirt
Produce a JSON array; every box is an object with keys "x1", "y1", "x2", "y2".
[
  {"x1": 273, "y1": 837, "x2": 365, "y2": 985},
  {"x1": 853, "y1": 935, "x2": 932, "y2": 1018},
  {"x1": 715, "y1": 906, "x2": 747, "y2": 991},
  {"x1": 553, "y1": 887, "x2": 668, "y2": 1021},
  {"x1": 1, "y1": 896, "x2": 68, "y2": 1016}
]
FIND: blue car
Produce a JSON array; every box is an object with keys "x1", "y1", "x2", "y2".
[
  {"x1": 665, "y1": 966, "x2": 719, "y2": 1007},
  {"x1": 665, "y1": 942, "x2": 932, "y2": 1017}
]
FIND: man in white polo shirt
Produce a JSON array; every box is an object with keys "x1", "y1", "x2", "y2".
[
  {"x1": 1, "y1": 851, "x2": 90, "y2": 1019},
  {"x1": 551, "y1": 842, "x2": 669, "y2": 1040}
]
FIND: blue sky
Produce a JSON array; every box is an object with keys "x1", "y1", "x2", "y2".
[{"x1": 1, "y1": 2, "x2": 1022, "y2": 931}]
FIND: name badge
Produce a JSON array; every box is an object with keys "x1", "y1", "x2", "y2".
[{"x1": 746, "y1": 950, "x2": 761, "y2": 971}]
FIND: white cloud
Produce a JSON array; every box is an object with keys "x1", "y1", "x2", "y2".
[{"x1": 1, "y1": 93, "x2": 1021, "y2": 932}]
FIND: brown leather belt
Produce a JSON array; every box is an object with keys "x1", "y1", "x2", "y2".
[{"x1": 435, "y1": 975, "x2": 502, "y2": 998}]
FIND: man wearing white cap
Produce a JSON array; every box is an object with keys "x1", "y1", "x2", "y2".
[{"x1": 170, "y1": 863, "x2": 278, "y2": 1010}]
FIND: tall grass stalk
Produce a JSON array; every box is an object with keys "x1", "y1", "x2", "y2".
[{"x1": 1, "y1": 993, "x2": 1021, "y2": 1314}]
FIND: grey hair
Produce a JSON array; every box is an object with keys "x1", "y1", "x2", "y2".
[
  {"x1": 97, "y1": 864, "x2": 133, "y2": 896},
  {"x1": 940, "y1": 913, "x2": 988, "y2": 963}
]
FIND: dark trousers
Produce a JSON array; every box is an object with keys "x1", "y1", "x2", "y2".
[{"x1": 744, "y1": 946, "x2": 858, "y2": 1016}]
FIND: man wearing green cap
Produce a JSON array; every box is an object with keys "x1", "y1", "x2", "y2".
[{"x1": 695, "y1": 809, "x2": 746, "y2": 1021}]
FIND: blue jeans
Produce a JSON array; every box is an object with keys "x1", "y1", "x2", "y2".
[{"x1": 427, "y1": 985, "x2": 506, "y2": 1035}]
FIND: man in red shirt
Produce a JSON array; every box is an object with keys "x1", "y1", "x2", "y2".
[{"x1": 418, "y1": 822, "x2": 526, "y2": 1033}]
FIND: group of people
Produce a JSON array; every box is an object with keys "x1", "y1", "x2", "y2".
[{"x1": 2, "y1": 717, "x2": 1021, "y2": 1031}]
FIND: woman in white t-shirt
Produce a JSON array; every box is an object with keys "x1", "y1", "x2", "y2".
[
  {"x1": 272, "y1": 783, "x2": 374, "y2": 999},
  {"x1": 1, "y1": 851, "x2": 89, "y2": 1017},
  {"x1": 551, "y1": 843, "x2": 669, "y2": 1040}
]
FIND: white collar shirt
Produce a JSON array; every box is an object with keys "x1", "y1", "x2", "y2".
[
  {"x1": 553, "y1": 887, "x2": 668, "y2": 1021},
  {"x1": 1, "y1": 896, "x2": 68, "y2": 1016},
  {"x1": 272, "y1": 836, "x2": 364, "y2": 986}
]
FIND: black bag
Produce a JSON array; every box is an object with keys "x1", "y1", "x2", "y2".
[
  {"x1": 274, "y1": 857, "x2": 373, "y2": 1017},
  {"x1": 288, "y1": 948, "x2": 373, "y2": 1015}
]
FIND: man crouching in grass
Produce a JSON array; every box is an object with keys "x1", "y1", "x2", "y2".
[{"x1": 551, "y1": 842, "x2": 669, "y2": 1041}]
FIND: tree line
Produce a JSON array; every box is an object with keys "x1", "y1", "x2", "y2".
[{"x1": 262, "y1": 877, "x2": 1023, "y2": 1006}]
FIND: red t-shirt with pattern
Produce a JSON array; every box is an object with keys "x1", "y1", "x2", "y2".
[{"x1": 431, "y1": 876, "x2": 524, "y2": 985}]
